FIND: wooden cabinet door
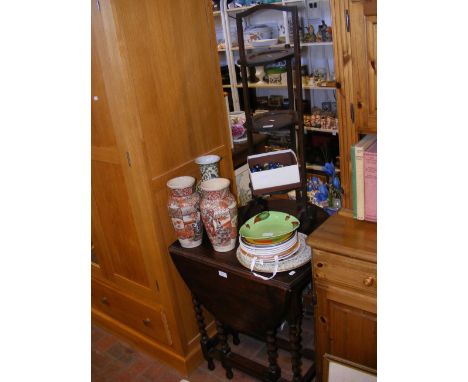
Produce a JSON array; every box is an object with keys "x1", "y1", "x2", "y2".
[
  {"x1": 91, "y1": 8, "x2": 158, "y2": 304},
  {"x1": 349, "y1": 0, "x2": 377, "y2": 134},
  {"x1": 314, "y1": 283, "x2": 377, "y2": 382}
]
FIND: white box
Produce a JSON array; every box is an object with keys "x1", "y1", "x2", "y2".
[{"x1": 247, "y1": 149, "x2": 301, "y2": 196}]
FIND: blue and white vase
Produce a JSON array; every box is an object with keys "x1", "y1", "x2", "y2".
[{"x1": 195, "y1": 155, "x2": 220, "y2": 192}]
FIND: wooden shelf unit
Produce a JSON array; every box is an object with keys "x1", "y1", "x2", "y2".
[
  {"x1": 218, "y1": 41, "x2": 334, "y2": 52},
  {"x1": 225, "y1": 0, "x2": 305, "y2": 14},
  {"x1": 224, "y1": 83, "x2": 336, "y2": 89}
]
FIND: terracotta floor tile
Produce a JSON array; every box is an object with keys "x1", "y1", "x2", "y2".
[
  {"x1": 114, "y1": 357, "x2": 152, "y2": 382},
  {"x1": 146, "y1": 367, "x2": 181, "y2": 382},
  {"x1": 92, "y1": 326, "x2": 106, "y2": 344},
  {"x1": 94, "y1": 359, "x2": 127, "y2": 382},
  {"x1": 200, "y1": 359, "x2": 227, "y2": 381},
  {"x1": 107, "y1": 342, "x2": 137, "y2": 364},
  {"x1": 92, "y1": 323, "x2": 316, "y2": 382},
  {"x1": 141, "y1": 362, "x2": 166, "y2": 381},
  {"x1": 132, "y1": 376, "x2": 148, "y2": 382},
  {"x1": 186, "y1": 368, "x2": 221, "y2": 382},
  {"x1": 232, "y1": 370, "x2": 263, "y2": 381},
  {"x1": 235, "y1": 334, "x2": 265, "y2": 359},
  {"x1": 92, "y1": 349, "x2": 111, "y2": 370},
  {"x1": 94, "y1": 334, "x2": 118, "y2": 353}
]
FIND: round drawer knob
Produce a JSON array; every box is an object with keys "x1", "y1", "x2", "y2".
[
  {"x1": 100, "y1": 296, "x2": 108, "y2": 305},
  {"x1": 143, "y1": 318, "x2": 151, "y2": 326},
  {"x1": 363, "y1": 276, "x2": 375, "y2": 287}
]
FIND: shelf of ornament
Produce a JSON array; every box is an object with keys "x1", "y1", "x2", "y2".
[
  {"x1": 230, "y1": 82, "x2": 336, "y2": 90},
  {"x1": 306, "y1": 163, "x2": 341, "y2": 173},
  {"x1": 225, "y1": 0, "x2": 306, "y2": 14},
  {"x1": 218, "y1": 41, "x2": 333, "y2": 52},
  {"x1": 215, "y1": 0, "x2": 334, "y2": 111},
  {"x1": 305, "y1": 127, "x2": 338, "y2": 135}
]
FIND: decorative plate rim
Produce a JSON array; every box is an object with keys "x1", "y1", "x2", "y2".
[{"x1": 239, "y1": 211, "x2": 300, "y2": 240}]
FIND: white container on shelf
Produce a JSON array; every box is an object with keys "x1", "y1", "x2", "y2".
[{"x1": 247, "y1": 149, "x2": 301, "y2": 195}]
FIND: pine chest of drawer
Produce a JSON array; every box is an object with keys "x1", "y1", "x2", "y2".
[
  {"x1": 91, "y1": 280, "x2": 172, "y2": 346},
  {"x1": 307, "y1": 214, "x2": 377, "y2": 382},
  {"x1": 313, "y1": 249, "x2": 376, "y2": 295}
]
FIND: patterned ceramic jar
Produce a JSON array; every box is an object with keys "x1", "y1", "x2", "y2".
[
  {"x1": 195, "y1": 155, "x2": 220, "y2": 183},
  {"x1": 167, "y1": 176, "x2": 203, "y2": 248},
  {"x1": 200, "y1": 178, "x2": 238, "y2": 252}
]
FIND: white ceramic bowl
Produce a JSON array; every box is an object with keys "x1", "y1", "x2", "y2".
[{"x1": 251, "y1": 39, "x2": 277, "y2": 48}]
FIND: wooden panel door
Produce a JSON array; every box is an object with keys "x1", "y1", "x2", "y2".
[
  {"x1": 328, "y1": 300, "x2": 377, "y2": 368},
  {"x1": 349, "y1": 0, "x2": 377, "y2": 134},
  {"x1": 91, "y1": 12, "x2": 159, "y2": 304},
  {"x1": 314, "y1": 283, "x2": 377, "y2": 382}
]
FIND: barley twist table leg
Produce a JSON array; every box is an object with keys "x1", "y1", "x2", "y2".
[
  {"x1": 216, "y1": 320, "x2": 233, "y2": 379},
  {"x1": 266, "y1": 329, "x2": 281, "y2": 381},
  {"x1": 192, "y1": 294, "x2": 215, "y2": 370},
  {"x1": 289, "y1": 316, "x2": 303, "y2": 382}
]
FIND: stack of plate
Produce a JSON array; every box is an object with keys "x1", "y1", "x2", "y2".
[{"x1": 238, "y1": 211, "x2": 301, "y2": 265}]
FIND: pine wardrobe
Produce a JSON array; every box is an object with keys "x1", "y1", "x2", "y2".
[{"x1": 91, "y1": 0, "x2": 234, "y2": 374}]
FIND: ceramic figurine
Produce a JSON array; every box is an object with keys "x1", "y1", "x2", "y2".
[
  {"x1": 255, "y1": 65, "x2": 266, "y2": 84},
  {"x1": 195, "y1": 155, "x2": 220, "y2": 191},
  {"x1": 268, "y1": 73, "x2": 282, "y2": 85},
  {"x1": 303, "y1": 25, "x2": 316, "y2": 43},
  {"x1": 167, "y1": 176, "x2": 203, "y2": 248},
  {"x1": 318, "y1": 20, "x2": 329, "y2": 42},
  {"x1": 315, "y1": 28, "x2": 322, "y2": 42},
  {"x1": 229, "y1": 111, "x2": 247, "y2": 142},
  {"x1": 200, "y1": 178, "x2": 238, "y2": 252}
]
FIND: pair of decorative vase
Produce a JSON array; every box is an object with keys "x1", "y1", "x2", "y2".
[{"x1": 166, "y1": 155, "x2": 238, "y2": 252}]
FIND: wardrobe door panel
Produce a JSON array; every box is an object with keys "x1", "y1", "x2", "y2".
[
  {"x1": 92, "y1": 161, "x2": 150, "y2": 287},
  {"x1": 108, "y1": 0, "x2": 231, "y2": 180}
]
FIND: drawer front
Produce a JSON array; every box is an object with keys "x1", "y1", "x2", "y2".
[
  {"x1": 92, "y1": 280, "x2": 172, "y2": 346},
  {"x1": 313, "y1": 249, "x2": 376, "y2": 294}
]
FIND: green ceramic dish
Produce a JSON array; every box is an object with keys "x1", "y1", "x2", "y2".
[{"x1": 239, "y1": 211, "x2": 300, "y2": 241}]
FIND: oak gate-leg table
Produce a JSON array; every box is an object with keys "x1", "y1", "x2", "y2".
[{"x1": 169, "y1": 200, "x2": 328, "y2": 382}]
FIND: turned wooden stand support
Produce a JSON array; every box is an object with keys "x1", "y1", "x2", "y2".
[
  {"x1": 289, "y1": 317, "x2": 303, "y2": 382},
  {"x1": 188, "y1": 294, "x2": 311, "y2": 382},
  {"x1": 192, "y1": 295, "x2": 215, "y2": 371}
]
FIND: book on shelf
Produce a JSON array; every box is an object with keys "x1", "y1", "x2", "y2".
[
  {"x1": 364, "y1": 141, "x2": 377, "y2": 222},
  {"x1": 351, "y1": 134, "x2": 377, "y2": 220}
]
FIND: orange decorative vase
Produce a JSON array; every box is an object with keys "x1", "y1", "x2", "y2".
[
  {"x1": 200, "y1": 178, "x2": 238, "y2": 252},
  {"x1": 167, "y1": 176, "x2": 203, "y2": 248}
]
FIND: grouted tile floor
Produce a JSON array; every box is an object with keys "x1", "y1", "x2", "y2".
[{"x1": 92, "y1": 314, "x2": 315, "y2": 381}]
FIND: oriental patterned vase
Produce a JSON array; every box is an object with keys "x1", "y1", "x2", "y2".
[
  {"x1": 167, "y1": 176, "x2": 203, "y2": 248},
  {"x1": 200, "y1": 178, "x2": 238, "y2": 252}
]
